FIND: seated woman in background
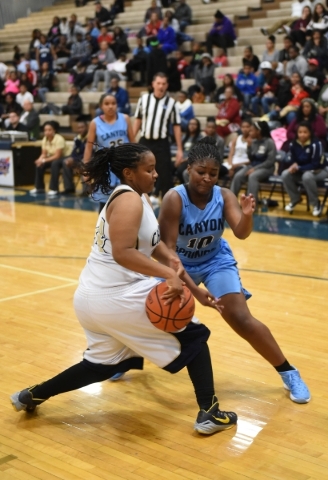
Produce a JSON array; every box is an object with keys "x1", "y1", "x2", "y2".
[
  {"x1": 262, "y1": 35, "x2": 279, "y2": 70},
  {"x1": 306, "y1": 3, "x2": 328, "y2": 35},
  {"x1": 215, "y1": 86, "x2": 241, "y2": 143},
  {"x1": 227, "y1": 119, "x2": 251, "y2": 179},
  {"x1": 176, "y1": 91, "x2": 195, "y2": 132},
  {"x1": 289, "y1": 6, "x2": 312, "y2": 47},
  {"x1": 214, "y1": 74, "x2": 243, "y2": 104},
  {"x1": 111, "y1": 27, "x2": 130, "y2": 58},
  {"x1": 317, "y1": 83, "x2": 328, "y2": 125},
  {"x1": 242, "y1": 46, "x2": 260, "y2": 73},
  {"x1": 230, "y1": 121, "x2": 276, "y2": 205},
  {"x1": 303, "y1": 29, "x2": 328, "y2": 69},
  {"x1": 287, "y1": 98, "x2": 327, "y2": 149},
  {"x1": 30, "y1": 121, "x2": 71, "y2": 197},
  {"x1": 282, "y1": 121, "x2": 328, "y2": 216},
  {"x1": 175, "y1": 118, "x2": 203, "y2": 183},
  {"x1": 194, "y1": 53, "x2": 216, "y2": 102},
  {"x1": 61, "y1": 85, "x2": 83, "y2": 115}
]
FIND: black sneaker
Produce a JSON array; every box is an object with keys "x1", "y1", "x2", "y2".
[
  {"x1": 260, "y1": 28, "x2": 269, "y2": 36},
  {"x1": 10, "y1": 386, "x2": 47, "y2": 412},
  {"x1": 194, "y1": 396, "x2": 238, "y2": 434}
]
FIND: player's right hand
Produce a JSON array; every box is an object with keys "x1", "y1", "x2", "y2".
[
  {"x1": 195, "y1": 288, "x2": 224, "y2": 314},
  {"x1": 161, "y1": 274, "x2": 185, "y2": 307}
]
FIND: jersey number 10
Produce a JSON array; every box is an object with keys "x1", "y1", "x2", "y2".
[{"x1": 187, "y1": 235, "x2": 214, "y2": 250}]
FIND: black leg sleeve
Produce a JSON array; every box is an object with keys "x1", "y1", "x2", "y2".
[
  {"x1": 186, "y1": 343, "x2": 215, "y2": 410},
  {"x1": 30, "y1": 357, "x2": 143, "y2": 400}
]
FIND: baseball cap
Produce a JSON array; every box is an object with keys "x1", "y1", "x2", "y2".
[
  {"x1": 308, "y1": 58, "x2": 319, "y2": 66},
  {"x1": 149, "y1": 38, "x2": 159, "y2": 46},
  {"x1": 201, "y1": 53, "x2": 213, "y2": 61},
  {"x1": 260, "y1": 61, "x2": 273, "y2": 70}
]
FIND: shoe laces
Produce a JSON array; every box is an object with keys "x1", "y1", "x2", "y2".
[{"x1": 286, "y1": 370, "x2": 308, "y2": 395}]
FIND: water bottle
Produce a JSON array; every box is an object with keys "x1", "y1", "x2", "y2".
[{"x1": 261, "y1": 198, "x2": 268, "y2": 213}]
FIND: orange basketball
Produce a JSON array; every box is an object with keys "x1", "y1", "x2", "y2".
[{"x1": 146, "y1": 282, "x2": 195, "y2": 333}]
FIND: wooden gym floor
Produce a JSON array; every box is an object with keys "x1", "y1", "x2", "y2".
[{"x1": 0, "y1": 189, "x2": 328, "y2": 480}]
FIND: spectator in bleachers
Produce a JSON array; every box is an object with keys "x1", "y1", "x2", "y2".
[
  {"x1": 174, "y1": 0, "x2": 192, "y2": 32},
  {"x1": 215, "y1": 86, "x2": 241, "y2": 141},
  {"x1": 289, "y1": 6, "x2": 312, "y2": 46},
  {"x1": 145, "y1": 12, "x2": 162, "y2": 38},
  {"x1": 109, "y1": 0, "x2": 125, "y2": 17},
  {"x1": 48, "y1": 16, "x2": 62, "y2": 44},
  {"x1": 3, "y1": 71, "x2": 20, "y2": 96},
  {"x1": 17, "y1": 54, "x2": 31, "y2": 74},
  {"x1": 203, "y1": 117, "x2": 225, "y2": 160},
  {"x1": 28, "y1": 29, "x2": 41, "y2": 62},
  {"x1": 0, "y1": 61, "x2": 8, "y2": 83},
  {"x1": 164, "y1": 11, "x2": 181, "y2": 38},
  {"x1": 306, "y1": 3, "x2": 328, "y2": 33},
  {"x1": 144, "y1": 0, "x2": 163, "y2": 22},
  {"x1": 94, "y1": 1, "x2": 113, "y2": 27},
  {"x1": 303, "y1": 29, "x2": 328, "y2": 68},
  {"x1": 278, "y1": 36, "x2": 293, "y2": 66},
  {"x1": 5, "y1": 111, "x2": 28, "y2": 132},
  {"x1": 146, "y1": 38, "x2": 167, "y2": 85},
  {"x1": 167, "y1": 58, "x2": 181, "y2": 92},
  {"x1": 63, "y1": 121, "x2": 89, "y2": 194},
  {"x1": 158, "y1": 16, "x2": 177, "y2": 55},
  {"x1": 303, "y1": 58, "x2": 326, "y2": 101},
  {"x1": 62, "y1": 86, "x2": 83, "y2": 115},
  {"x1": 230, "y1": 121, "x2": 276, "y2": 204},
  {"x1": 54, "y1": 36, "x2": 71, "y2": 71},
  {"x1": 260, "y1": 0, "x2": 312, "y2": 36},
  {"x1": 194, "y1": 53, "x2": 216, "y2": 102},
  {"x1": 270, "y1": 71, "x2": 301, "y2": 119},
  {"x1": 111, "y1": 27, "x2": 130, "y2": 58},
  {"x1": 227, "y1": 118, "x2": 251, "y2": 178},
  {"x1": 176, "y1": 51, "x2": 188, "y2": 78},
  {"x1": 1, "y1": 93, "x2": 22, "y2": 127},
  {"x1": 90, "y1": 19, "x2": 101, "y2": 38},
  {"x1": 20, "y1": 100, "x2": 40, "y2": 140},
  {"x1": 286, "y1": 45, "x2": 309, "y2": 77},
  {"x1": 126, "y1": 37, "x2": 150, "y2": 86},
  {"x1": 30, "y1": 120, "x2": 71, "y2": 196},
  {"x1": 269, "y1": 78, "x2": 309, "y2": 124},
  {"x1": 66, "y1": 32, "x2": 91, "y2": 70},
  {"x1": 16, "y1": 83, "x2": 34, "y2": 108},
  {"x1": 90, "y1": 41, "x2": 116, "y2": 91},
  {"x1": 66, "y1": 20, "x2": 86, "y2": 48},
  {"x1": 106, "y1": 77, "x2": 130, "y2": 114},
  {"x1": 206, "y1": 10, "x2": 236, "y2": 56},
  {"x1": 86, "y1": 32, "x2": 99, "y2": 55},
  {"x1": 97, "y1": 25, "x2": 113, "y2": 46},
  {"x1": 37, "y1": 62, "x2": 54, "y2": 103},
  {"x1": 282, "y1": 121, "x2": 328, "y2": 215},
  {"x1": 106, "y1": 53, "x2": 128, "y2": 82},
  {"x1": 213, "y1": 47, "x2": 228, "y2": 67},
  {"x1": 251, "y1": 61, "x2": 279, "y2": 116},
  {"x1": 236, "y1": 62, "x2": 258, "y2": 112},
  {"x1": 176, "y1": 91, "x2": 195, "y2": 131},
  {"x1": 262, "y1": 35, "x2": 280, "y2": 70},
  {"x1": 25, "y1": 65, "x2": 38, "y2": 89},
  {"x1": 175, "y1": 118, "x2": 203, "y2": 183},
  {"x1": 19, "y1": 73, "x2": 34, "y2": 94},
  {"x1": 72, "y1": 54, "x2": 100, "y2": 90},
  {"x1": 318, "y1": 84, "x2": 328, "y2": 124},
  {"x1": 60, "y1": 17, "x2": 69, "y2": 37},
  {"x1": 214, "y1": 74, "x2": 243, "y2": 104},
  {"x1": 36, "y1": 34, "x2": 56, "y2": 71},
  {"x1": 242, "y1": 46, "x2": 260, "y2": 73},
  {"x1": 287, "y1": 98, "x2": 327, "y2": 148},
  {"x1": 13, "y1": 46, "x2": 21, "y2": 67}
]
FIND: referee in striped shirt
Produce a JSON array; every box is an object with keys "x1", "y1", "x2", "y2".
[{"x1": 133, "y1": 72, "x2": 183, "y2": 197}]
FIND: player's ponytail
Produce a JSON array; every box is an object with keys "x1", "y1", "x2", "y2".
[{"x1": 81, "y1": 143, "x2": 151, "y2": 194}]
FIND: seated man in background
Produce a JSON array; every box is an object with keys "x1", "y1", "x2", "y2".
[
  {"x1": 94, "y1": 0, "x2": 113, "y2": 26},
  {"x1": 144, "y1": 0, "x2": 163, "y2": 22},
  {"x1": 236, "y1": 61, "x2": 257, "y2": 111},
  {"x1": 206, "y1": 10, "x2": 236, "y2": 55},
  {"x1": 303, "y1": 58, "x2": 326, "y2": 102},
  {"x1": 91, "y1": 41, "x2": 116, "y2": 91},
  {"x1": 5, "y1": 111, "x2": 28, "y2": 132},
  {"x1": 174, "y1": 0, "x2": 192, "y2": 32},
  {"x1": 62, "y1": 85, "x2": 83, "y2": 115},
  {"x1": 20, "y1": 100, "x2": 40, "y2": 140},
  {"x1": 107, "y1": 77, "x2": 130, "y2": 114},
  {"x1": 16, "y1": 83, "x2": 34, "y2": 108},
  {"x1": 157, "y1": 16, "x2": 177, "y2": 55},
  {"x1": 63, "y1": 120, "x2": 89, "y2": 194},
  {"x1": 126, "y1": 37, "x2": 150, "y2": 86}
]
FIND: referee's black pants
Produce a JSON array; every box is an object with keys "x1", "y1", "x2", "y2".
[{"x1": 139, "y1": 137, "x2": 173, "y2": 197}]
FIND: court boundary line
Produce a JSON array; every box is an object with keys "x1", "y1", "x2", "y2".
[
  {"x1": 0, "y1": 282, "x2": 78, "y2": 303},
  {"x1": 0, "y1": 263, "x2": 77, "y2": 282},
  {"x1": 0, "y1": 256, "x2": 327, "y2": 282}
]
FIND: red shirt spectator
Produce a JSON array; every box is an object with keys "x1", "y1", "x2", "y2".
[
  {"x1": 215, "y1": 86, "x2": 241, "y2": 138},
  {"x1": 145, "y1": 13, "x2": 162, "y2": 36}
]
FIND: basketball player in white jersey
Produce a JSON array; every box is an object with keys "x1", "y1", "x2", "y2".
[{"x1": 10, "y1": 143, "x2": 237, "y2": 435}]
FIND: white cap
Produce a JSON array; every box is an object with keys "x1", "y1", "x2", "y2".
[{"x1": 260, "y1": 61, "x2": 272, "y2": 70}]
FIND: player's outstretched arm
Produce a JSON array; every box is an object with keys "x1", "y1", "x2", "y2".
[{"x1": 221, "y1": 188, "x2": 255, "y2": 240}]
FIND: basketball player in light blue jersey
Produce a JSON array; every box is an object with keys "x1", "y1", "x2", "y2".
[
  {"x1": 83, "y1": 93, "x2": 134, "y2": 211},
  {"x1": 159, "y1": 136, "x2": 311, "y2": 404}
]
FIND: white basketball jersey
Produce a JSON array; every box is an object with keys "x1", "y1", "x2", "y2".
[{"x1": 79, "y1": 185, "x2": 160, "y2": 289}]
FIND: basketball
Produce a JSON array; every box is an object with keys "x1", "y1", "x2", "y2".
[{"x1": 146, "y1": 282, "x2": 195, "y2": 333}]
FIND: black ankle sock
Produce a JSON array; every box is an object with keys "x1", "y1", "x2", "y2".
[
  {"x1": 187, "y1": 343, "x2": 215, "y2": 411},
  {"x1": 274, "y1": 360, "x2": 295, "y2": 373},
  {"x1": 31, "y1": 357, "x2": 143, "y2": 400}
]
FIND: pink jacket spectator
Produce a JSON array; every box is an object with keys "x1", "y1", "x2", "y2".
[{"x1": 5, "y1": 79, "x2": 20, "y2": 94}]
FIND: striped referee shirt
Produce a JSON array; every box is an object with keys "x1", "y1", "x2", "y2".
[{"x1": 135, "y1": 93, "x2": 181, "y2": 140}]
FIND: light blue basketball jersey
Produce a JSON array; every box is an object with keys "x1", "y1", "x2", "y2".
[
  {"x1": 92, "y1": 113, "x2": 129, "y2": 203},
  {"x1": 174, "y1": 184, "x2": 225, "y2": 266}
]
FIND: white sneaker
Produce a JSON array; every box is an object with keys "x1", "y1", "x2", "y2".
[
  {"x1": 285, "y1": 199, "x2": 302, "y2": 212},
  {"x1": 29, "y1": 188, "x2": 45, "y2": 195},
  {"x1": 312, "y1": 201, "x2": 322, "y2": 217},
  {"x1": 47, "y1": 190, "x2": 58, "y2": 197}
]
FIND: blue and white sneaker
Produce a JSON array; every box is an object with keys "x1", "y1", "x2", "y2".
[
  {"x1": 279, "y1": 367, "x2": 311, "y2": 404},
  {"x1": 108, "y1": 372, "x2": 125, "y2": 382}
]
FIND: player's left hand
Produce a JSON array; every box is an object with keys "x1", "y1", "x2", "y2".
[
  {"x1": 240, "y1": 193, "x2": 256, "y2": 216},
  {"x1": 168, "y1": 256, "x2": 185, "y2": 279},
  {"x1": 194, "y1": 288, "x2": 224, "y2": 313}
]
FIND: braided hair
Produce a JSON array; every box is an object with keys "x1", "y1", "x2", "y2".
[
  {"x1": 81, "y1": 143, "x2": 150, "y2": 194},
  {"x1": 187, "y1": 136, "x2": 222, "y2": 166}
]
